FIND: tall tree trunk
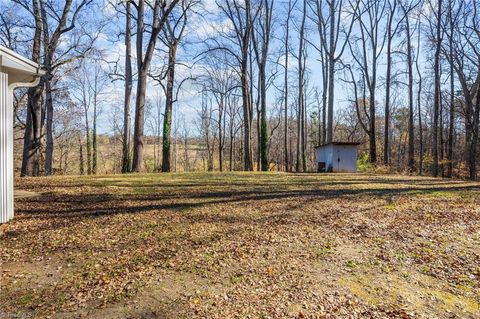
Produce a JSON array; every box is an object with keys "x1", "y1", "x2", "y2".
[
  {"x1": 440, "y1": 87, "x2": 445, "y2": 177},
  {"x1": 321, "y1": 47, "x2": 328, "y2": 146},
  {"x1": 447, "y1": 1, "x2": 454, "y2": 178},
  {"x1": 326, "y1": 0, "x2": 335, "y2": 143},
  {"x1": 161, "y1": 43, "x2": 178, "y2": 172},
  {"x1": 85, "y1": 111, "x2": 91, "y2": 175},
  {"x1": 406, "y1": 15, "x2": 415, "y2": 173},
  {"x1": 219, "y1": 97, "x2": 224, "y2": 172},
  {"x1": 302, "y1": 82, "x2": 307, "y2": 171},
  {"x1": 469, "y1": 94, "x2": 480, "y2": 180},
  {"x1": 44, "y1": 77, "x2": 54, "y2": 175},
  {"x1": 447, "y1": 82, "x2": 454, "y2": 177},
  {"x1": 229, "y1": 124, "x2": 234, "y2": 171},
  {"x1": 92, "y1": 97, "x2": 98, "y2": 175},
  {"x1": 296, "y1": 103, "x2": 301, "y2": 172},
  {"x1": 132, "y1": 0, "x2": 146, "y2": 173},
  {"x1": 432, "y1": 0, "x2": 443, "y2": 177},
  {"x1": 241, "y1": 61, "x2": 253, "y2": 171},
  {"x1": 297, "y1": 0, "x2": 306, "y2": 172},
  {"x1": 122, "y1": 0, "x2": 133, "y2": 173},
  {"x1": 259, "y1": 63, "x2": 268, "y2": 171},
  {"x1": 416, "y1": 59, "x2": 423, "y2": 175},
  {"x1": 415, "y1": 16, "x2": 423, "y2": 175},
  {"x1": 252, "y1": 0, "x2": 272, "y2": 172},
  {"x1": 21, "y1": 0, "x2": 43, "y2": 177},
  {"x1": 241, "y1": 0, "x2": 253, "y2": 171},
  {"x1": 132, "y1": 69, "x2": 148, "y2": 172},
  {"x1": 21, "y1": 86, "x2": 44, "y2": 176},
  {"x1": 79, "y1": 136, "x2": 85, "y2": 175},
  {"x1": 369, "y1": 73, "x2": 377, "y2": 164},
  {"x1": 384, "y1": 1, "x2": 395, "y2": 165},
  {"x1": 283, "y1": 1, "x2": 291, "y2": 171}
]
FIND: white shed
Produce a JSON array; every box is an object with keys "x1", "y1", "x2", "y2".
[
  {"x1": 315, "y1": 142, "x2": 360, "y2": 173},
  {"x1": 0, "y1": 46, "x2": 45, "y2": 223}
]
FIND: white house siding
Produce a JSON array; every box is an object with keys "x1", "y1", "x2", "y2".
[{"x1": 0, "y1": 70, "x2": 14, "y2": 223}]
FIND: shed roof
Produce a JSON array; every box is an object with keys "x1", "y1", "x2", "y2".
[{"x1": 315, "y1": 142, "x2": 361, "y2": 149}]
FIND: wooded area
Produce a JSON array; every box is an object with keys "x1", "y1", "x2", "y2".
[{"x1": 1, "y1": 0, "x2": 479, "y2": 179}]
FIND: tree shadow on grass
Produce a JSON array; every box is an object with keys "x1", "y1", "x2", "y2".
[{"x1": 15, "y1": 183, "x2": 480, "y2": 220}]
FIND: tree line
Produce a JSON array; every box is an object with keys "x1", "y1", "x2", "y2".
[{"x1": 1, "y1": 0, "x2": 479, "y2": 179}]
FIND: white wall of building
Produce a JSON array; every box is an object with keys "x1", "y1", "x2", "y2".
[
  {"x1": 0, "y1": 70, "x2": 14, "y2": 223},
  {"x1": 316, "y1": 144, "x2": 358, "y2": 173}
]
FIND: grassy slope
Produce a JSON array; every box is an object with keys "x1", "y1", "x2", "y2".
[{"x1": 1, "y1": 172, "x2": 479, "y2": 318}]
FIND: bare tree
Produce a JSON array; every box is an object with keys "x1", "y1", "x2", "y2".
[
  {"x1": 19, "y1": 0, "x2": 43, "y2": 176},
  {"x1": 122, "y1": 0, "x2": 133, "y2": 173},
  {"x1": 131, "y1": 0, "x2": 180, "y2": 172},
  {"x1": 41, "y1": 0, "x2": 98, "y2": 175},
  {"x1": 296, "y1": 0, "x2": 307, "y2": 172},
  {"x1": 384, "y1": 0, "x2": 406, "y2": 165},
  {"x1": 446, "y1": 1, "x2": 480, "y2": 180},
  {"x1": 400, "y1": 0, "x2": 420, "y2": 173},
  {"x1": 251, "y1": 0, "x2": 274, "y2": 171},
  {"x1": 89, "y1": 60, "x2": 108, "y2": 175},
  {"x1": 282, "y1": 0, "x2": 297, "y2": 171},
  {"x1": 226, "y1": 93, "x2": 242, "y2": 171},
  {"x1": 155, "y1": 0, "x2": 194, "y2": 172},
  {"x1": 310, "y1": 0, "x2": 328, "y2": 146},
  {"x1": 78, "y1": 135, "x2": 85, "y2": 175},
  {"x1": 314, "y1": 0, "x2": 359, "y2": 145},
  {"x1": 214, "y1": 0, "x2": 257, "y2": 171},
  {"x1": 199, "y1": 52, "x2": 237, "y2": 172},
  {"x1": 198, "y1": 92, "x2": 217, "y2": 171},
  {"x1": 415, "y1": 20, "x2": 424, "y2": 175},
  {"x1": 349, "y1": 0, "x2": 388, "y2": 163},
  {"x1": 69, "y1": 57, "x2": 108, "y2": 175},
  {"x1": 445, "y1": 0, "x2": 457, "y2": 177},
  {"x1": 429, "y1": 0, "x2": 444, "y2": 176}
]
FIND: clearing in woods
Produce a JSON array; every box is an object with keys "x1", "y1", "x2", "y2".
[{"x1": 1, "y1": 173, "x2": 479, "y2": 318}]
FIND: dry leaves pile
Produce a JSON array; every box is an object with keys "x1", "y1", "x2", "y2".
[{"x1": 0, "y1": 173, "x2": 479, "y2": 318}]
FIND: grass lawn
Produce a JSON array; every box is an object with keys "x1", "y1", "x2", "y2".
[{"x1": 1, "y1": 172, "x2": 480, "y2": 318}]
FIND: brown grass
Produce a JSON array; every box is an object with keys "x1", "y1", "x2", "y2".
[{"x1": 1, "y1": 173, "x2": 479, "y2": 318}]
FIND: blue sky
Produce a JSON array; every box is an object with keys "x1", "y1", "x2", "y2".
[{"x1": 1, "y1": 0, "x2": 435, "y2": 136}]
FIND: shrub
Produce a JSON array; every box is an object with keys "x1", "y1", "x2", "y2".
[{"x1": 357, "y1": 152, "x2": 374, "y2": 172}]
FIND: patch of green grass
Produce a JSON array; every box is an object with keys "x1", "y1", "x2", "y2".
[
  {"x1": 346, "y1": 260, "x2": 357, "y2": 269},
  {"x1": 421, "y1": 265, "x2": 431, "y2": 274},
  {"x1": 229, "y1": 273, "x2": 244, "y2": 285},
  {"x1": 394, "y1": 251, "x2": 408, "y2": 262},
  {"x1": 385, "y1": 203, "x2": 396, "y2": 211},
  {"x1": 132, "y1": 186, "x2": 157, "y2": 195},
  {"x1": 16, "y1": 293, "x2": 35, "y2": 306},
  {"x1": 400, "y1": 271, "x2": 412, "y2": 281},
  {"x1": 429, "y1": 190, "x2": 458, "y2": 199},
  {"x1": 313, "y1": 245, "x2": 334, "y2": 260}
]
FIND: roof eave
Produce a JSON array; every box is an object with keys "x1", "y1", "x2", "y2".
[
  {"x1": 315, "y1": 142, "x2": 361, "y2": 148},
  {"x1": 0, "y1": 45, "x2": 46, "y2": 76}
]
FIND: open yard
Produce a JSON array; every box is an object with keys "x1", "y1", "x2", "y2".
[{"x1": 1, "y1": 173, "x2": 480, "y2": 318}]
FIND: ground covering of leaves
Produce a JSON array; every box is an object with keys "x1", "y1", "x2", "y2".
[{"x1": 1, "y1": 172, "x2": 479, "y2": 319}]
